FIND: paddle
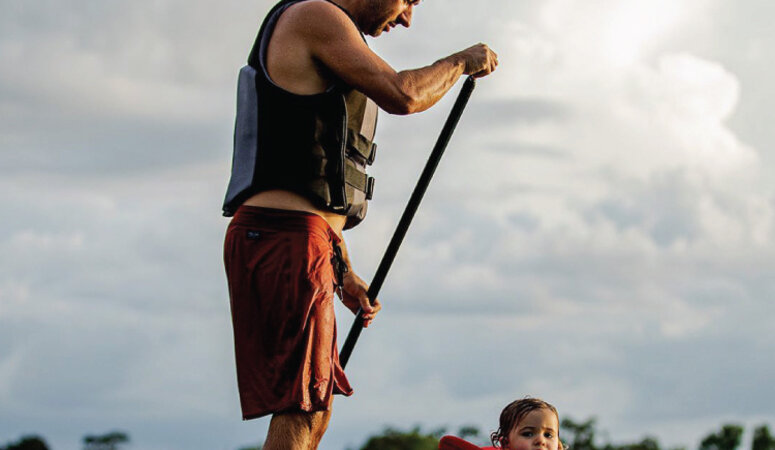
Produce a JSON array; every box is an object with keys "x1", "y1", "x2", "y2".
[{"x1": 339, "y1": 75, "x2": 477, "y2": 368}]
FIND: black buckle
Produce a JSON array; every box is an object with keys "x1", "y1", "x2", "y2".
[
  {"x1": 367, "y1": 142, "x2": 377, "y2": 165},
  {"x1": 366, "y1": 177, "x2": 375, "y2": 200}
]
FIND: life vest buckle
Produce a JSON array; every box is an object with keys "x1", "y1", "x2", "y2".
[
  {"x1": 366, "y1": 177, "x2": 375, "y2": 200},
  {"x1": 367, "y1": 142, "x2": 377, "y2": 165}
]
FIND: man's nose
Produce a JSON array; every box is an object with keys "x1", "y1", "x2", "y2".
[{"x1": 398, "y1": 6, "x2": 413, "y2": 27}]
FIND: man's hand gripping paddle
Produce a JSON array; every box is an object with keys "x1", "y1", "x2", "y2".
[{"x1": 339, "y1": 76, "x2": 477, "y2": 368}]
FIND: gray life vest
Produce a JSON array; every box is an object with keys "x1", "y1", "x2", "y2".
[{"x1": 222, "y1": 0, "x2": 378, "y2": 229}]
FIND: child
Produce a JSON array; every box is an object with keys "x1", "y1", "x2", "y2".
[{"x1": 490, "y1": 397, "x2": 563, "y2": 450}]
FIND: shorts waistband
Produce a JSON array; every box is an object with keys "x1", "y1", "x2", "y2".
[{"x1": 230, "y1": 206, "x2": 341, "y2": 244}]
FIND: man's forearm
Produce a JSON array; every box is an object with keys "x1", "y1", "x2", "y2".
[{"x1": 395, "y1": 54, "x2": 466, "y2": 114}]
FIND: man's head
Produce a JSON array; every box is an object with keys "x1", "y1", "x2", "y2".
[{"x1": 359, "y1": 0, "x2": 421, "y2": 37}]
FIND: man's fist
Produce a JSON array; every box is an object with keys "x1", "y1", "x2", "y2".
[
  {"x1": 339, "y1": 271, "x2": 382, "y2": 328},
  {"x1": 457, "y1": 43, "x2": 499, "y2": 78}
]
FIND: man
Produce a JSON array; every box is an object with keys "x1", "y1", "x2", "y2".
[{"x1": 223, "y1": 0, "x2": 497, "y2": 449}]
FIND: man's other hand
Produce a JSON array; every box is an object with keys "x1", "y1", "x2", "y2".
[{"x1": 340, "y1": 272, "x2": 381, "y2": 328}]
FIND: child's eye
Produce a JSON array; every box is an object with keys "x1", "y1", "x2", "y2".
[
  {"x1": 521, "y1": 432, "x2": 534, "y2": 438},
  {"x1": 544, "y1": 433, "x2": 555, "y2": 439}
]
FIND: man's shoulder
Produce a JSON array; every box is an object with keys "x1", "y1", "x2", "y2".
[{"x1": 277, "y1": 0, "x2": 359, "y2": 39}]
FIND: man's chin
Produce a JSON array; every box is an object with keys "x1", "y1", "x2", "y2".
[{"x1": 368, "y1": 22, "x2": 392, "y2": 37}]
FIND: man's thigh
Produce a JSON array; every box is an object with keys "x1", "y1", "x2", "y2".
[{"x1": 263, "y1": 409, "x2": 333, "y2": 450}]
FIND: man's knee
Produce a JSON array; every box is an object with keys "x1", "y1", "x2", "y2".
[{"x1": 309, "y1": 409, "x2": 332, "y2": 446}]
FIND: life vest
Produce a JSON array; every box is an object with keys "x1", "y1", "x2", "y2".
[
  {"x1": 222, "y1": 0, "x2": 378, "y2": 229},
  {"x1": 439, "y1": 436, "x2": 498, "y2": 450}
]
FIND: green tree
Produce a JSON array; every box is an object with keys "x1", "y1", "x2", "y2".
[
  {"x1": 457, "y1": 425, "x2": 481, "y2": 441},
  {"x1": 359, "y1": 426, "x2": 444, "y2": 450},
  {"x1": 604, "y1": 437, "x2": 661, "y2": 450},
  {"x1": 83, "y1": 431, "x2": 130, "y2": 450},
  {"x1": 562, "y1": 417, "x2": 600, "y2": 450},
  {"x1": 1, "y1": 435, "x2": 50, "y2": 450},
  {"x1": 699, "y1": 424, "x2": 744, "y2": 450},
  {"x1": 753, "y1": 426, "x2": 775, "y2": 450}
]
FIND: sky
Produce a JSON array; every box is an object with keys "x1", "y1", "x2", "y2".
[{"x1": 1, "y1": 0, "x2": 774, "y2": 449}]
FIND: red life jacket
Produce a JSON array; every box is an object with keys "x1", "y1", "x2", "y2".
[{"x1": 439, "y1": 435, "x2": 499, "y2": 450}]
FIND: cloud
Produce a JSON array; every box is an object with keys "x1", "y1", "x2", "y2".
[
  {"x1": 346, "y1": 3, "x2": 775, "y2": 447},
  {"x1": 0, "y1": 0, "x2": 276, "y2": 177},
  {"x1": 2, "y1": 0, "x2": 775, "y2": 449}
]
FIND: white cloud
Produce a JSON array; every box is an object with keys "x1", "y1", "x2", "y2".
[{"x1": 2, "y1": 0, "x2": 775, "y2": 449}]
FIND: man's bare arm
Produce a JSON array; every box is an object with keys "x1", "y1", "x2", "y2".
[
  {"x1": 292, "y1": 1, "x2": 497, "y2": 115},
  {"x1": 392, "y1": 44, "x2": 497, "y2": 112},
  {"x1": 337, "y1": 239, "x2": 380, "y2": 327}
]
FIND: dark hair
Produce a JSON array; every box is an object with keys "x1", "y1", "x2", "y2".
[{"x1": 490, "y1": 397, "x2": 561, "y2": 448}]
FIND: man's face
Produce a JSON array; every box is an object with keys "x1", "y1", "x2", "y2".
[{"x1": 364, "y1": 0, "x2": 420, "y2": 37}]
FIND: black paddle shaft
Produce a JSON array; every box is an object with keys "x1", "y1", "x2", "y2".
[{"x1": 339, "y1": 76, "x2": 477, "y2": 368}]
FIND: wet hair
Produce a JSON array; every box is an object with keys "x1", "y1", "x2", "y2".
[{"x1": 490, "y1": 397, "x2": 561, "y2": 448}]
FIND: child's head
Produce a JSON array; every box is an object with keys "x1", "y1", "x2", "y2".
[{"x1": 490, "y1": 397, "x2": 562, "y2": 450}]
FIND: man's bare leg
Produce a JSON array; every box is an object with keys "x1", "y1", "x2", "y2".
[{"x1": 263, "y1": 409, "x2": 332, "y2": 450}]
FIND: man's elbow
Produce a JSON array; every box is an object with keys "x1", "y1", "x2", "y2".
[
  {"x1": 375, "y1": 72, "x2": 425, "y2": 115},
  {"x1": 381, "y1": 93, "x2": 420, "y2": 115},
  {"x1": 382, "y1": 101, "x2": 413, "y2": 116}
]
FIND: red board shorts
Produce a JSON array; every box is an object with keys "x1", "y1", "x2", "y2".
[{"x1": 223, "y1": 206, "x2": 353, "y2": 420}]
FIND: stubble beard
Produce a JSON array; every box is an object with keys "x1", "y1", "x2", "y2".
[{"x1": 361, "y1": 0, "x2": 393, "y2": 36}]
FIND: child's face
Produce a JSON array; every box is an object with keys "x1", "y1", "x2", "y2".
[{"x1": 505, "y1": 408, "x2": 560, "y2": 450}]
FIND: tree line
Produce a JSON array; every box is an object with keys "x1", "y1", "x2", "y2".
[
  {"x1": 559, "y1": 419, "x2": 775, "y2": 450},
  {"x1": 2, "y1": 420, "x2": 774, "y2": 450},
  {"x1": 0, "y1": 431, "x2": 128, "y2": 450},
  {"x1": 355, "y1": 419, "x2": 775, "y2": 450}
]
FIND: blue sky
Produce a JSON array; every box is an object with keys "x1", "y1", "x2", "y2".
[{"x1": 1, "y1": 0, "x2": 774, "y2": 449}]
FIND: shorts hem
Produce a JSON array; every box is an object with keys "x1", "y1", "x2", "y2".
[{"x1": 241, "y1": 400, "x2": 337, "y2": 421}]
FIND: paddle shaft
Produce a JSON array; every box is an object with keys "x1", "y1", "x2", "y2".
[{"x1": 339, "y1": 76, "x2": 477, "y2": 368}]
